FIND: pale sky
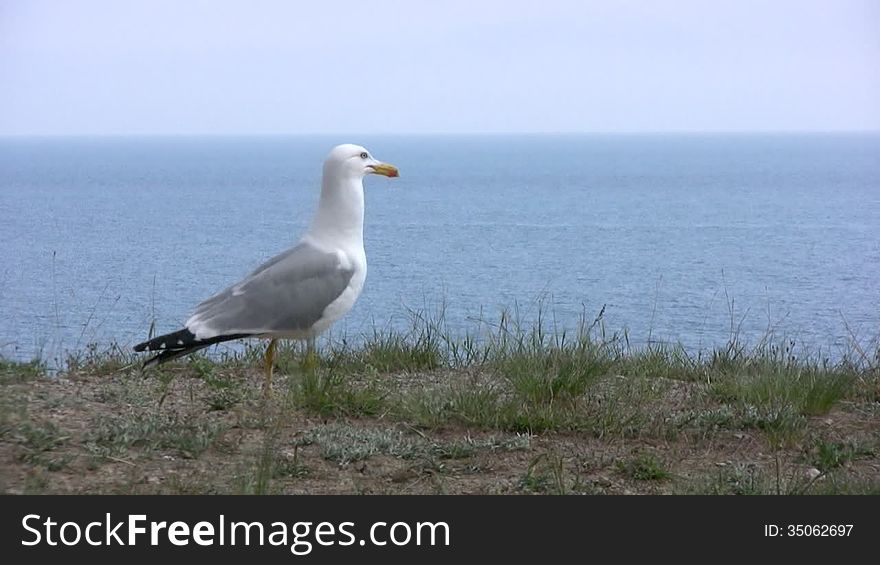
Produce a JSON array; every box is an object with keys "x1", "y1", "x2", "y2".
[{"x1": 1, "y1": 0, "x2": 878, "y2": 134}]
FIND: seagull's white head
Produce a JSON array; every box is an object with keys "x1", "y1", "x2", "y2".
[{"x1": 324, "y1": 144, "x2": 399, "y2": 180}]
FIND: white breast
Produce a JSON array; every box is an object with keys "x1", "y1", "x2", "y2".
[{"x1": 307, "y1": 242, "x2": 367, "y2": 337}]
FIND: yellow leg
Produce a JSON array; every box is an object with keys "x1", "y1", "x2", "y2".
[
  {"x1": 301, "y1": 337, "x2": 318, "y2": 374},
  {"x1": 263, "y1": 338, "x2": 278, "y2": 396}
]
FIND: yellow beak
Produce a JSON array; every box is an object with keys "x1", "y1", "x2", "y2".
[{"x1": 368, "y1": 162, "x2": 399, "y2": 177}]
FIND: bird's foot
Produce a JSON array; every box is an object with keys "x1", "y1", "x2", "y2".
[{"x1": 301, "y1": 347, "x2": 318, "y2": 374}]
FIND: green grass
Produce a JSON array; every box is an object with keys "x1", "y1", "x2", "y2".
[
  {"x1": 709, "y1": 362, "x2": 856, "y2": 445},
  {"x1": 695, "y1": 340, "x2": 859, "y2": 446},
  {"x1": 710, "y1": 369, "x2": 855, "y2": 416},
  {"x1": 399, "y1": 383, "x2": 505, "y2": 429},
  {"x1": 271, "y1": 448, "x2": 311, "y2": 479},
  {"x1": 16, "y1": 420, "x2": 70, "y2": 470},
  {"x1": 197, "y1": 367, "x2": 250, "y2": 411},
  {"x1": 0, "y1": 357, "x2": 44, "y2": 385},
  {"x1": 519, "y1": 453, "x2": 583, "y2": 494},
  {"x1": 583, "y1": 376, "x2": 668, "y2": 438},
  {"x1": 392, "y1": 373, "x2": 669, "y2": 436},
  {"x1": 86, "y1": 411, "x2": 225, "y2": 458},
  {"x1": 0, "y1": 392, "x2": 24, "y2": 441},
  {"x1": 65, "y1": 343, "x2": 136, "y2": 376},
  {"x1": 17, "y1": 420, "x2": 67, "y2": 453},
  {"x1": 293, "y1": 422, "x2": 530, "y2": 466},
  {"x1": 292, "y1": 369, "x2": 387, "y2": 417},
  {"x1": 325, "y1": 328, "x2": 443, "y2": 373},
  {"x1": 297, "y1": 424, "x2": 423, "y2": 464},
  {"x1": 807, "y1": 477, "x2": 880, "y2": 495},
  {"x1": 617, "y1": 343, "x2": 702, "y2": 381},
  {"x1": 3, "y1": 302, "x2": 877, "y2": 495},
  {"x1": 265, "y1": 313, "x2": 445, "y2": 376},
  {"x1": 395, "y1": 382, "x2": 575, "y2": 433},
  {"x1": 811, "y1": 440, "x2": 873, "y2": 473},
  {"x1": 695, "y1": 464, "x2": 769, "y2": 495},
  {"x1": 616, "y1": 454, "x2": 672, "y2": 481},
  {"x1": 494, "y1": 344, "x2": 611, "y2": 405},
  {"x1": 685, "y1": 462, "x2": 880, "y2": 496},
  {"x1": 429, "y1": 434, "x2": 531, "y2": 459}
]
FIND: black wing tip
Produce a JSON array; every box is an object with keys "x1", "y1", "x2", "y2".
[
  {"x1": 133, "y1": 328, "x2": 199, "y2": 353},
  {"x1": 134, "y1": 328, "x2": 252, "y2": 368}
]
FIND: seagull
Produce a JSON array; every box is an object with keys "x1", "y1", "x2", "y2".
[{"x1": 133, "y1": 144, "x2": 399, "y2": 392}]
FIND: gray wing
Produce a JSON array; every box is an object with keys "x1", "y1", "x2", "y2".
[{"x1": 186, "y1": 241, "x2": 355, "y2": 336}]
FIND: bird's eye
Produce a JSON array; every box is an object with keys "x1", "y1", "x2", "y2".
[{"x1": 360, "y1": 152, "x2": 369, "y2": 159}]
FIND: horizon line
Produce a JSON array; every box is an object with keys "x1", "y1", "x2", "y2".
[{"x1": 1, "y1": 129, "x2": 880, "y2": 138}]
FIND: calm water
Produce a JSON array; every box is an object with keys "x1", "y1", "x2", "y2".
[{"x1": 1, "y1": 134, "x2": 878, "y2": 363}]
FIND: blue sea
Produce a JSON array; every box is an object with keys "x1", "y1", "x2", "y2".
[{"x1": 1, "y1": 134, "x2": 878, "y2": 363}]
